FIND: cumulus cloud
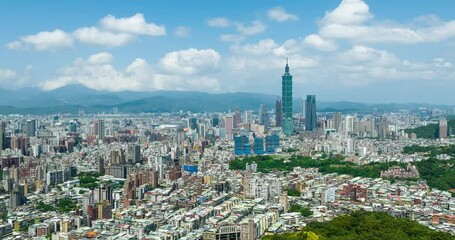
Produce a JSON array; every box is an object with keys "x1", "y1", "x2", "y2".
[
  {"x1": 0, "y1": 66, "x2": 34, "y2": 89},
  {"x1": 41, "y1": 49, "x2": 221, "y2": 92},
  {"x1": 87, "y1": 52, "x2": 114, "y2": 64},
  {"x1": 268, "y1": 6, "x2": 298, "y2": 22},
  {"x1": 6, "y1": 29, "x2": 74, "y2": 51},
  {"x1": 303, "y1": 34, "x2": 338, "y2": 51},
  {"x1": 100, "y1": 13, "x2": 166, "y2": 36},
  {"x1": 174, "y1": 26, "x2": 191, "y2": 37},
  {"x1": 433, "y1": 58, "x2": 452, "y2": 68},
  {"x1": 73, "y1": 27, "x2": 135, "y2": 47},
  {"x1": 159, "y1": 48, "x2": 221, "y2": 75},
  {"x1": 235, "y1": 20, "x2": 266, "y2": 35},
  {"x1": 207, "y1": 17, "x2": 231, "y2": 27},
  {"x1": 0, "y1": 69, "x2": 17, "y2": 80},
  {"x1": 318, "y1": 0, "x2": 455, "y2": 44},
  {"x1": 6, "y1": 13, "x2": 165, "y2": 50},
  {"x1": 321, "y1": 0, "x2": 372, "y2": 25}
]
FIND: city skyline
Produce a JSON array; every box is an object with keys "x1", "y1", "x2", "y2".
[{"x1": 1, "y1": 0, "x2": 455, "y2": 104}]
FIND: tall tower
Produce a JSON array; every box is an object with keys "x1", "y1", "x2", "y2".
[
  {"x1": 275, "y1": 100, "x2": 282, "y2": 127},
  {"x1": 305, "y1": 95, "x2": 317, "y2": 131},
  {"x1": 282, "y1": 59, "x2": 294, "y2": 135}
]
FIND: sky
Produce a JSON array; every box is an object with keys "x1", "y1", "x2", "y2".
[{"x1": 1, "y1": 0, "x2": 455, "y2": 104}]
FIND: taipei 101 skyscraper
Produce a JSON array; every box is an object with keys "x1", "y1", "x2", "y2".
[{"x1": 282, "y1": 59, "x2": 294, "y2": 135}]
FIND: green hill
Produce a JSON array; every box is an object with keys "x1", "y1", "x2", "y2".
[{"x1": 265, "y1": 211, "x2": 454, "y2": 240}]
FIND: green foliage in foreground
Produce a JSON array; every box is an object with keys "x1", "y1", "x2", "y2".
[
  {"x1": 266, "y1": 211, "x2": 455, "y2": 240},
  {"x1": 230, "y1": 155, "x2": 405, "y2": 179},
  {"x1": 263, "y1": 231, "x2": 324, "y2": 240}
]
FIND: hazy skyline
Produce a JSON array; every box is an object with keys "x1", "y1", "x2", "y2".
[{"x1": 1, "y1": 0, "x2": 455, "y2": 104}]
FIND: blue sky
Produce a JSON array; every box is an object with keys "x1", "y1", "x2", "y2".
[{"x1": 1, "y1": 0, "x2": 455, "y2": 104}]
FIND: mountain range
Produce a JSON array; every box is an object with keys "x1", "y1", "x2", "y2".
[{"x1": 0, "y1": 84, "x2": 452, "y2": 115}]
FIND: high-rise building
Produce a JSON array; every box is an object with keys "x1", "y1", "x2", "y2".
[
  {"x1": 439, "y1": 118, "x2": 448, "y2": 139},
  {"x1": 282, "y1": 59, "x2": 294, "y2": 135},
  {"x1": 333, "y1": 112, "x2": 342, "y2": 132},
  {"x1": 305, "y1": 95, "x2": 317, "y2": 131},
  {"x1": 259, "y1": 104, "x2": 270, "y2": 128},
  {"x1": 234, "y1": 135, "x2": 251, "y2": 155},
  {"x1": 253, "y1": 137, "x2": 264, "y2": 155},
  {"x1": 266, "y1": 134, "x2": 280, "y2": 154},
  {"x1": 224, "y1": 116, "x2": 234, "y2": 133},
  {"x1": 0, "y1": 121, "x2": 5, "y2": 151},
  {"x1": 97, "y1": 157, "x2": 105, "y2": 175},
  {"x1": 233, "y1": 107, "x2": 241, "y2": 128},
  {"x1": 128, "y1": 144, "x2": 141, "y2": 163},
  {"x1": 96, "y1": 120, "x2": 105, "y2": 139},
  {"x1": 244, "y1": 110, "x2": 253, "y2": 124},
  {"x1": 187, "y1": 117, "x2": 197, "y2": 130},
  {"x1": 275, "y1": 100, "x2": 282, "y2": 127},
  {"x1": 26, "y1": 119, "x2": 36, "y2": 137},
  {"x1": 210, "y1": 114, "x2": 219, "y2": 127}
]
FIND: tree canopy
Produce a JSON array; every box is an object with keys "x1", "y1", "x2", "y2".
[{"x1": 265, "y1": 211, "x2": 454, "y2": 240}]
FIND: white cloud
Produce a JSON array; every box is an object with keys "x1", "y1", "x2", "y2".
[
  {"x1": 433, "y1": 58, "x2": 452, "y2": 68},
  {"x1": 159, "y1": 48, "x2": 221, "y2": 75},
  {"x1": 0, "y1": 69, "x2": 17, "y2": 80},
  {"x1": 268, "y1": 6, "x2": 298, "y2": 22},
  {"x1": 73, "y1": 27, "x2": 134, "y2": 47},
  {"x1": 224, "y1": 39, "x2": 318, "y2": 90},
  {"x1": 100, "y1": 13, "x2": 166, "y2": 36},
  {"x1": 6, "y1": 29, "x2": 73, "y2": 51},
  {"x1": 220, "y1": 34, "x2": 245, "y2": 42},
  {"x1": 207, "y1": 17, "x2": 231, "y2": 28},
  {"x1": 6, "y1": 13, "x2": 165, "y2": 50},
  {"x1": 87, "y1": 52, "x2": 114, "y2": 64},
  {"x1": 174, "y1": 26, "x2": 191, "y2": 37},
  {"x1": 321, "y1": 0, "x2": 372, "y2": 25},
  {"x1": 41, "y1": 50, "x2": 221, "y2": 92},
  {"x1": 0, "y1": 66, "x2": 35, "y2": 89},
  {"x1": 236, "y1": 20, "x2": 266, "y2": 35},
  {"x1": 303, "y1": 34, "x2": 338, "y2": 51},
  {"x1": 319, "y1": 45, "x2": 455, "y2": 86},
  {"x1": 318, "y1": 0, "x2": 455, "y2": 44},
  {"x1": 338, "y1": 45, "x2": 398, "y2": 67}
]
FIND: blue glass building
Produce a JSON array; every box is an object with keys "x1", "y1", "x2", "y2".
[
  {"x1": 266, "y1": 134, "x2": 280, "y2": 154},
  {"x1": 253, "y1": 137, "x2": 265, "y2": 155},
  {"x1": 234, "y1": 135, "x2": 251, "y2": 155}
]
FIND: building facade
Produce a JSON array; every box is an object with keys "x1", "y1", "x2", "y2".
[
  {"x1": 281, "y1": 60, "x2": 293, "y2": 135},
  {"x1": 305, "y1": 95, "x2": 317, "y2": 131}
]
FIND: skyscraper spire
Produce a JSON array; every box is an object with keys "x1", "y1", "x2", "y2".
[{"x1": 285, "y1": 57, "x2": 289, "y2": 74}]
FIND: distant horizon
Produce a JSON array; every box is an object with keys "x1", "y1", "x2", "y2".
[
  {"x1": 1, "y1": 0, "x2": 455, "y2": 104},
  {"x1": 0, "y1": 83, "x2": 454, "y2": 107}
]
